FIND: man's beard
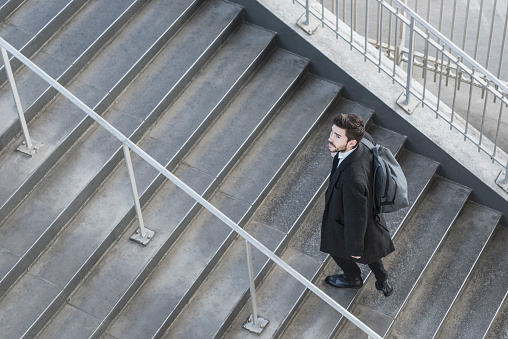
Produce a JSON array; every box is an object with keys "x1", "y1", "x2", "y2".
[
  {"x1": 329, "y1": 142, "x2": 347, "y2": 153},
  {"x1": 336, "y1": 145, "x2": 347, "y2": 153}
]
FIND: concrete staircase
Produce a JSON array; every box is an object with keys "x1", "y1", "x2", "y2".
[{"x1": 0, "y1": 0, "x2": 505, "y2": 338}]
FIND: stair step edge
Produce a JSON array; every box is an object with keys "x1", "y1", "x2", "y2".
[
  {"x1": 277, "y1": 149, "x2": 439, "y2": 339},
  {"x1": 0, "y1": 0, "x2": 154, "y2": 230},
  {"x1": 37, "y1": 44, "x2": 310, "y2": 339},
  {"x1": 18, "y1": 5, "x2": 251, "y2": 338},
  {"x1": 0, "y1": 0, "x2": 26, "y2": 22},
  {"x1": 388, "y1": 201, "x2": 502, "y2": 339},
  {"x1": 0, "y1": 4, "x2": 247, "y2": 337},
  {"x1": 113, "y1": 72, "x2": 339, "y2": 339}
]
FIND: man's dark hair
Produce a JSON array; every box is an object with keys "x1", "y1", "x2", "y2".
[{"x1": 333, "y1": 113, "x2": 365, "y2": 144}]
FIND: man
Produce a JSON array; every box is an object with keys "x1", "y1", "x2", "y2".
[{"x1": 321, "y1": 113, "x2": 394, "y2": 296}]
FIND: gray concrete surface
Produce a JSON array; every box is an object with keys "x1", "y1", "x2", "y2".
[
  {"x1": 485, "y1": 293, "x2": 508, "y2": 339},
  {"x1": 39, "y1": 45, "x2": 314, "y2": 338},
  {"x1": 0, "y1": 0, "x2": 72, "y2": 48},
  {"x1": 436, "y1": 225, "x2": 508, "y2": 339},
  {"x1": 162, "y1": 75, "x2": 341, "y2": 339},
  {"x1": 385, "y1": 201, "x2": 501, "y2": 338},
  {"x1": 0, "y1": 0, "x2": 144, "y2": 150},
  {"x1": 0, "y1": 0, "x2": 247, "y2": 336}
]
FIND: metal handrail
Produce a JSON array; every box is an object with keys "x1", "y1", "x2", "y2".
[
  {"x1": 0, "y1": 36, "x2": 381, "y2": 338},
  {"x1": 391, "y1": 0, "x2": 508, "y2": 95},
  {"x1": 322, "y1": 0, "x2": 508, "y2": 84}
]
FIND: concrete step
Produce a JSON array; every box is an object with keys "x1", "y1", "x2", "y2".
[
  {"x1": 0, "y1": 0, "x2": 159, "y2": 228},
  {"x1": 436, "y1": 225, "x2": 508, "y2": 339},
  {"x1": 223, "y1": 189, "x2": 328, "y2": 339},
  {"x1": 338, "y1": 201, "x2": 501, "y2": 338},
  {"x1": 162, "y1": 99, "x2": 369, "y2": 337},
  {"x1": 20, "y1": 19, "x2": 276, "y2": 339},
  {"x1": 120, "y1": 77, "x2": 341, "y2": 337},
  {"x1": 331, "y1": 177, "x2": 472, "y2": 338},
  {"x1": 278, "y1": 149, "x2": 440, "y2": 339},
  {"x1": 0, "y1": 0, "x2": 79, "y2": 50},
  {"x1": 0, "y1": 1, "x2": 244, "y2": 333},
  {"x1": 36, "y1": 48, "x2": 312, "y2": 338},
  {"x1": 0, "y1": 0, "x2": 209, "y2": 152},
  {"x1": 0, "y1": 0, "x2": 164, "y2": 148},
  {"x1": 218, "y1": 122, "x2": 404, "y2": 338},
  {"x1": 2, "y1": 0, "x2": 216, "y2": 223},
  {"x1": 485, "y1": 292, "x2": 508, "y2": 339},
  {"x1": 387, "y1": 202, "x2": 501, "y2": 339},
  {"x1": 0, "y1": 0, "x2": 91, "y2": 146},
  {"x1": 0, "y1": 0, "x2": 25, "y2": 22},
  {"x1": 0, "y1": 0, "x2": 88, "y2": 77}
]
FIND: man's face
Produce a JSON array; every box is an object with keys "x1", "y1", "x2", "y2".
[{"x1": 328, "y1": 125, "x2": 356, "y2": 154}]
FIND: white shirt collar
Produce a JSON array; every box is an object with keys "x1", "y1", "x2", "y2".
[{"x1": 337, "y1": 146, "x2": 357, "y2": 166}]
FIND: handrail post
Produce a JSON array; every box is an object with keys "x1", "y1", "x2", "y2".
[
  {"x1": 397, "y1": 15, "x2": 418, "y2": 114},
  {"x1": 123, "y1": 143, "x2": 154, "y2": 245},
  {"x1": 305, "y1": 0, "x2": 309, "y2": 25},
  {"x1": 404, "y1": 16, "x2": 415, "y2": 105},
  {"x1": 242, "y1": 240, "x2": 268, "y2": 333},
  {"x1": 0, "y1": 47, "x2": 40, "y2": 156}
]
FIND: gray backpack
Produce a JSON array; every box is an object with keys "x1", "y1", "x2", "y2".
[{"x1": 361, "y1": 138, "x2": 409, "y2": 214}]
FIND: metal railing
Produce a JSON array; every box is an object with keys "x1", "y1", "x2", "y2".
[
  {"x1": 296, "y1": 0, "x2": 508, "y2": 187},
  {"x1": 321, "y1": 0, "x2": 508, "y2": 82},
  {"x1": 0, "y1": 36, "x2": 382, "y2": 338}
]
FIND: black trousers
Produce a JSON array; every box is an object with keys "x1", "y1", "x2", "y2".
[{"x1": 331, "y1": 255, "x2": 388, "y2": 282}]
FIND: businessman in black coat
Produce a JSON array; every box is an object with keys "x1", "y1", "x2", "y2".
[{"x1": 321, "y1": 113, "x2": 395, "y2": 296}]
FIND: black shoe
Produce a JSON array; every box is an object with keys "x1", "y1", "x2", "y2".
[
  {"x1": 325, "y1": 274, "x2": 363, "y2": 289},
  {"x1": 375, "y1": 279, "x2": 393, "y2": 296}
]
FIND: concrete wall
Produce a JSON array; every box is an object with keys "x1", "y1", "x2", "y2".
[{"x1": 228, "y1": 0, "x2": 508, "y2": 225}]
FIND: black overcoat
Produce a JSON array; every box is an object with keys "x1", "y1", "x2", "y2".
[{"x1": 320, "y1": 135, "x2": 395, "y2": 264}]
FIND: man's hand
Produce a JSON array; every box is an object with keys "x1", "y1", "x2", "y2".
[{"x1": 351, "y1": 256, "x2": 361, "y2": 259}]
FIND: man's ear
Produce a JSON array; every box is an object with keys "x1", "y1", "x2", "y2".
[{"x1": 349, "y1": 139, "x2": 358, "y2": 148}]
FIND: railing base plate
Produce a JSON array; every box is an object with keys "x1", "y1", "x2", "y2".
[
  {"x1": 396, "y1": 92, "x2": 419, "y2": 114},
  {"x1": 297, "y1": 13, "x2": 319, "y2": 35},
  {"x1": 17, "y1": 140, "x2": 42, "y2": 156},
  {"x1": 130, "y1": 228, "x2": 155, "y2": 246},
  {"x1": 243, "y1": 314, "x2": 269, "y2": 334}
]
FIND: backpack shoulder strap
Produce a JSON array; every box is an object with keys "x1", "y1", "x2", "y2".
[
  {"x1": 361, "y1": 138, "x2": 380, "y2": 216},
  {"x1": 361, "y1": 138, "x2": 375, "y2": 150}
]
